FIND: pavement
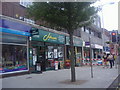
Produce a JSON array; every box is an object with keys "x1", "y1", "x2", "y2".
[
  {"x1": 108, "y1": 74, "x2": 120, "y2": 89},
  {"x1": 1, "y1": 65, "x2": 119, "y2": 88}
]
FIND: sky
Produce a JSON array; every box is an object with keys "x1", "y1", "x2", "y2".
[{"x1": 94, "y1": 0, "x2": 119, "y2": 31}]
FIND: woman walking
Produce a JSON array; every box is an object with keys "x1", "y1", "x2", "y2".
[
  {"x1": 103, "y1": 52, "x2": 108, "y2": 68},
  {"x1": 107, "y1": 53, "x2": 114, "y2": 69}
]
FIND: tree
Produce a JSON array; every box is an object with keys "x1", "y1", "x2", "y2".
[{"x1": 27, "y1": 2, "x2": 98, "y2": 82}]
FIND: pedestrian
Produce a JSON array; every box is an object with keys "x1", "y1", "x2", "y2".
[
  {"x1": 113, "y1": 54, "x2": 117, "y2": 68},
  {"x1": 107, "y1": 53, "x2": 114, "y2": 69},
  {"x1": 112, "y1": 54, "x2": 116, "y2": 66},
  {"x1": 102, "y1": 52, "x2": 108, "y2": 68}
]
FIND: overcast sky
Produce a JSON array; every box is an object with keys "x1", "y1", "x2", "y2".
[{"x1": 95, "y1": 0, "x2": 119, "y2": 31}]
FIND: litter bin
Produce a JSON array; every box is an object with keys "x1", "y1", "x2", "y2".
[{"x1": 54, "y1": 61, "x2": 58, "y2": 70}]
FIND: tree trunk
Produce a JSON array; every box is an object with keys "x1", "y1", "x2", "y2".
[{"x1": 69, "y1": 31, "x2": 76, "y2": 82}]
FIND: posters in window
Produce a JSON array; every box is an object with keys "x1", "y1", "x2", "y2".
[
  {"x1": 48, "y1": 52, "x2": 53, "y2": 58},
  {"x1": 58, "y1": 52, "x2": 63, "y2": 57},
  {"x1": 33, "y1": 56, "x2": 37, "y2": 65},
  {"x1": 58, "y1": 47, "x2": 63, "y2": 58},
  {"x1": 48, "y1": 46, "x2": 54, "y2": 59},
  {"x1": 54, "y1": 49, "x2": 58, "y2": 58}
]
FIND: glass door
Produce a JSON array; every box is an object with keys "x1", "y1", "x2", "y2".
[{"x1": 37, "y1": 46, "x2": 46, "y2": 71}]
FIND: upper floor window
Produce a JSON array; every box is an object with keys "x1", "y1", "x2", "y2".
[
  {"x1": 94, "y1": 32, "x2": 97, "y2": 37},
  {"x1": 89, "y1": 29, "x2": 91, "y2": 34},
  {"x1": 20, "y1": 0, "x2": 32, "y2": 7},
  {"x1": 93, "y1": 17, "x2": 101, "y2": 28},
  {"x1": 73, "y1": 29, "x2": 80, "y2": 37},
  {"x1": 85, "y1": 28, "x2": 89, "y2": 34},
  {"x1": 91, "y1": 31, "x2": 94, "y2": 35},
  {"x1": 81, "y1": 27, "x2": 84, "y2": 32},
  {"x1": 98, "y1": 32, "x2": 102, "y2": 38}
]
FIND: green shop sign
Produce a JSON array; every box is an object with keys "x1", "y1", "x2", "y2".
[
  {"x1": 31, "y1": 29, "x2": 65, "y2": 44},
  {"x1": 66, "y1": 36, "x2": 83, "y2": 47}
]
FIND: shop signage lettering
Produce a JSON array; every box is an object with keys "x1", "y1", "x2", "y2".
[
  {"x1": 30, "y1": 28, "x2": 39, "y2": 36},
  {"x1": 66, "y1": 36, "x2": 83, "y2": 47},
  {"x1": 43, "y1": 33, "x2": 57, "y2": 41},
  {"x1": 95, "y1": 44, "x2": 103, "y2": 49},
  {"x1": 32, "y1": 29, "x2": 65, "y2": 44},
  {"x1": 31, "y1": 30, "x2": 39, "y2": 35}
]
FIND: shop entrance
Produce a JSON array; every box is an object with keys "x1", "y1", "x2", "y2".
[{"x1": 33, "y1": 46, "x2": 46, "y2": 71}]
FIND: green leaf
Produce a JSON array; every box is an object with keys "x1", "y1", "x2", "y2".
[{"x1": 27, "y1": 2, "x2": 98, "y2": 31}]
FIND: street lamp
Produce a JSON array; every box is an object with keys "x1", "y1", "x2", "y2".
[{"x1": 89, "y1": 36, "x2": 93, "y2": 78}]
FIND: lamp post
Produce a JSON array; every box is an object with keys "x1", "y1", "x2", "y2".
[{"x1": 89, "y1": 36, "x2": 93, "y2": 78}]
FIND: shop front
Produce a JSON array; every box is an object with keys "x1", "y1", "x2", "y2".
[
  {"x1": 65, "y1": 36, "x2": 83, "y2": 67},
  {"x1": 84, "y1": 42, "x2": 90, "y2": 59},
  {"x1": 84, "y1": 43, "x2": 103, "y2": 59},
  {"x1": 93, "y1": 44, "x2": 103, "y2": 59},
  {"x1": 0, "y1": 19, "x2": 31, "y2": 75},
  {"x1": 30, "y1": 28, "x2": 65, "y2": 72},
  {"x1": 84, "y1": 47, "x2": 90, "y2": 58}
]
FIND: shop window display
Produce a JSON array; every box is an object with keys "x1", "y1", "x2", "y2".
[
  {"x1": 1, "y1": 44, "x2": 28, "y2": 73},
  {"x1": 46, "y1": 45, "x2": 64, "y2": 70},
  {"x1": 46, "y1": 46, "x2": 54, "y2": 70}
]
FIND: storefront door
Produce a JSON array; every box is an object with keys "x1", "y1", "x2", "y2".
[
  {"x1": 37, "y1": 46, "x2": 46, "y2": 71},
  {"x1": 33, "y1": 46, "x2": 46, "y2": 71}
]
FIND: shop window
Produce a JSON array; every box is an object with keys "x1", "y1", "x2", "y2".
[
  {"x1": 58, "y1": 47, "x2": 64, "y2": 59},
  {"x1": 98, "y1": 32, "x2": 102, "y2": 38},
  {"x1": 2, "y1": 33, "x2": 27, "y2": 44},
  {"x1": 66, "y1": 46, "x2": 70, "y2": 59},
  {"x1": 89, "y1": 29, "x2": 91, "y2": 34},
  {"x1": 47, "y1": 46, "x2": 54, "y2": 59},
  {"x1": 1, "y1": 44, "x2": 28, "y2": 73}
]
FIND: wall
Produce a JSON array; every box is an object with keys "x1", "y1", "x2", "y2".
[
  {"x1": 81, "y1": 30, "x2": 103, "y2": 45},
  {"x1": 2, "y1": 2, "x2": 26, "y2": 18}
]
